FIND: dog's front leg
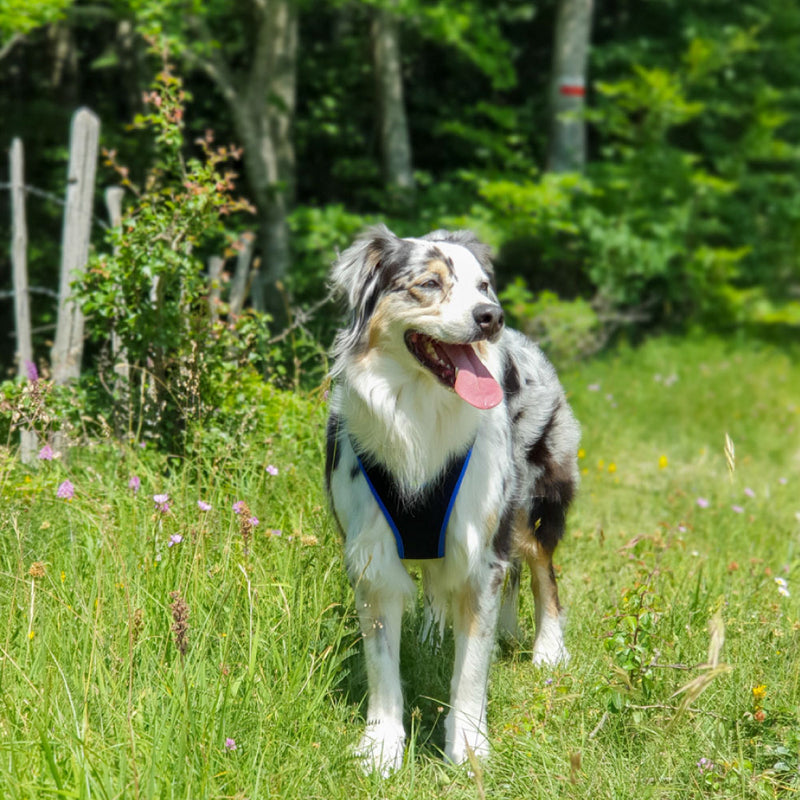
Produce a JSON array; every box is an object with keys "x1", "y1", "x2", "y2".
[
  {"x1": 354, "y1": 585, "x2": 406, "y2": 775},
  {"x1": 445, "y1": 564, "x2": 505, "y2": 765}
]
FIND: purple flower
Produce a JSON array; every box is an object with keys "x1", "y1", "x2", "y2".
[
  {"x1": 249, "y1": 516, "x2": 259, "y2": 527},
  {"x1": 25, "y1": 360, "x2": 39, "y2": 382},
  {"x1": 697, "y1": 757, "x2": 715, "y2": 773},
  {"x1": 744, "y1": 487, "x2": 756, "y2": 498},
  {"x1": 233, "y1": 501, "x2": 245, "y2": 514},
  {"x1": 224, "y1": 737, "x2": 237, "y2": 751},
  {"x1": 197, "y1": 500, "x2": 211, "y2": 512},
  {"x1": 731, "y1": 505, "x2": 744, "y2": 514},
  {"x1": 56, "y1": 480, "x2": 74, "y2": 500},
  {"x1": 38, "y1": 444, "x2": 54, "y2": 461},
  {"x1": 268, "y1": 529, "x2": 282, "y2": 537},
  {"x1": 266, "y1": 464, "x2": 279, "y2": 476},
  {"x1": 168, "y1": 534, "x2": 183, "y2": 547},
  {"x1": 153, "y1": 493, "x2": 170, "y2": 513},
  {"x1": 696, "y1": 497, "x2": 710, "y2": 509},
  {"x1": 128, "y1": 475, "x2": 141, "y2": 493}
]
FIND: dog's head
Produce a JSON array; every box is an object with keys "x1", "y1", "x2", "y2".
[{"x1": 330, "y1": 225, "x2": 505, "y2": 409}]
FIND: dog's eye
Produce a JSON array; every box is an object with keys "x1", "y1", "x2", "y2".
[
  {"x1": 419, "y1": 279, "x2": 441, "y2": 290},
  {"x1": 478, "y1": 280, "x2": 491, "y2": 294}
]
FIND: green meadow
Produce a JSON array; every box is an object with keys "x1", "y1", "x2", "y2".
[{"x1": 1, "y1": 333, "x2": 799, "y2": 799}]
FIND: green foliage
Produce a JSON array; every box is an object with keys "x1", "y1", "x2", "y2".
[
  {"x1": 77, "y1": 57, "x2": 269, "y2": 450},
  {"x1": 0, "y1": 0, "x2": 71, "y2": 41}
]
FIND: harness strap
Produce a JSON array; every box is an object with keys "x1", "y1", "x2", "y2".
[{"x1": 353, "y1": 441, "x2": 473, "y2": 560}]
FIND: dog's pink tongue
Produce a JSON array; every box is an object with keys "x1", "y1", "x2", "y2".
[{"x1": 441, "y1": 344, "x2": 503, "y2": 410}]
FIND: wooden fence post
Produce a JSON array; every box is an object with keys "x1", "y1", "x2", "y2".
[
  {"x1": 51, "y1": 108, "x2": 100, "y2": 385},
  {"x1": 10, "y1": 137, "x2": 37, "y2": 463},
  {"x1": 229, "y1": 231, "x2": 256, "y2": 316}
]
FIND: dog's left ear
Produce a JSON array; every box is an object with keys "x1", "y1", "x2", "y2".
[
  {"x1": 422, "y1": 229, "x2": 496, "y2": 284},
  {"x1": 330, "y1": 224, "x2": 407, "y2": 311}
]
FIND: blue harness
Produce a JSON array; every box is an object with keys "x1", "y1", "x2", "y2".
[{"x1": 352, "y1": 441, "x2": 473, "y2": 560}]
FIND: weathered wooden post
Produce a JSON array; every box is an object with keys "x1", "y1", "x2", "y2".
[
  {"x1": 229, "y1": 230, "x2": 256, "y2": 316},
  {"x1": 10, "y1": 137, "x2": 37, "y2": 463},
  {"x1": 51, "y1": 108, "x2": 100, "y2": 385}
]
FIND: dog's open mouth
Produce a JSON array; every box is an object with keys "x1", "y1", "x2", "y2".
[{"x1": 405, "y1": 332, "x2": 503, "y2": 410}]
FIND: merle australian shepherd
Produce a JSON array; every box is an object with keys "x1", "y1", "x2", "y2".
[{"x1": 325, "y1": 225, "x2": 580, "y2": 774}]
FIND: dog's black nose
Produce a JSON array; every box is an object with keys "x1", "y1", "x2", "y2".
[{"x1": 473, "y1": 303, "x2": 504, "y2": 338}]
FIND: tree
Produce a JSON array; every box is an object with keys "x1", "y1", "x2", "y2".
[
  {"x1": 547, "y1": 0, "x2": 594, "y2": 173},
  {"x1": 134, "y1": 0, "x2": 298, "y2": 317},
  {"x1": 371, "y1": 3, "x2": 415, "y2": 195}
]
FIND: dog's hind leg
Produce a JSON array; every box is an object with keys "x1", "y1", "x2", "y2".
[
  {"x1": 445, "y1": 561, "x2": 506, "y2": 765},
  {"x1": 354, "y1": 583, "x2": 407, "y2": 775},
  {"x1": 524, "y1": 539, "x2": 568, "y2": 665}
]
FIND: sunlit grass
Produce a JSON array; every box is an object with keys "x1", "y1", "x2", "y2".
[{"x1": 1, "y1": 333, "x2": 798, "y2": 798}]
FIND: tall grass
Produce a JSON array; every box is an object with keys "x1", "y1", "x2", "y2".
[{"x1": 1, "y1": 334, "x2": 798, "y2": 798}]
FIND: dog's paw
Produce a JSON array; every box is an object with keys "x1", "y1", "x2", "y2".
[
  {"x1": 444, "y1": 715, "x2": 489, "y2": 766},
  {"x1": 532, "y1": 616, "x2": 570, "y2": 666},
  {"x1": 355, "y1": 720, "x2": 405, "y2": 776}
]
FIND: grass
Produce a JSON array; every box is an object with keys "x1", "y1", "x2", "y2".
[{"x1": 1, "y1": 333, "x2": 799, "y2": 799}]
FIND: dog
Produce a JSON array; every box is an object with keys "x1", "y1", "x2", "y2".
[{"x1": 325, "y1": 225, "x2": 580, "y2": 774}]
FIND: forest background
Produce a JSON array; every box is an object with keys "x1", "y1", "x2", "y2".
[{"x1": 1, "y1": 0, "x2": 799, "y2": 409}]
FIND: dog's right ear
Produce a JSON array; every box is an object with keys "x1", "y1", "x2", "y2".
[{"x1": 330, "y1": 224, "x2": 403, "y2": 312}]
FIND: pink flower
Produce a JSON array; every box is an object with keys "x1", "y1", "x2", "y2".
[
  {"x1": 266, "y1": 465, "x2": 279, "y2": 476},
  {"x1": 197, "y1": 500, "x2": 211, "y2": 511},
  {"x1": 128, "y1": 476, "x2": 141, "y2": 493},
  {"x1": 249, "y1": 516, "x2": 259, "y2": 527},
  {"x1": 744, "y1": 487, "x2": 755, "y2": 498},
  {"x1": 168, "y1": 534, "x2": 183, "y2": 547},
  {"x1": 696, "y1": 497, "x2": 710, "y2": 509},
  {"x1": 153, "y1": 493, "x2": 170, "y2": 513},
  {"x1": 38, "y1": 444, "x2": 54, "y2": 461},
  {"x1": 25, "y1": 360, "x2": 38, "y2": 382},
  {"x1": 233, "y1": 501, "x2": 245, "y2": 514},
  {"x1": 731, "y1": 505, "x2": 744, "y2": 514},
  {"x1": 56, "y1": 480, "x2": 74, "y2": 500},
  {"x1": 224, "y1": 737, "x2": 237, "y2": 751}
]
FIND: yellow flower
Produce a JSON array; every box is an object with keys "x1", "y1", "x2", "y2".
[
  {"x1": 597, "y1": 459, "x2": 605, "y2": 471},
  {"x1": 578, "y1": 448, "x2": 586, "y2": 460},
  {"x1": 752, "y1": 684, "x2": 767, "y2": 701},
  {"x1": 608, "y1": 462, "x2": 617, "y2": 474},
  {"x1": 658, "y1": 455, "x2": 668, "y2": 469},
  {"x1": 28, "y1": 631, "x2": 35, "y2": 640}
]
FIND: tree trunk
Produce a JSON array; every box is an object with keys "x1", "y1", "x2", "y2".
[
  {"x1": 547, "y1": 0, "x2": 594, "y2": 173},
  {"x1": 371, "y1": 5, "x2": 415, "y2": 194},
  {"x1": 51, "y1": 108, "x2": 100, "y2": 385}
]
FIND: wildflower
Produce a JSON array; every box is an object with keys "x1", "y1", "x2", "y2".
[
  {"x1": 28, "y1": 562, "x2": 46, "y2": 578},
  {"x1": 25, "y1": 360, "x2": 38, "y2": 382},
  {"x1": 744, "y1": 487, "x2": 755, "y2": 498},
  {"x1": 38, "y1": 444, "x2": 55, "y2": 461},
  {"x1": 56, "y1": 480, "x2": 75, "y2": 500},
  {"x1": 168, "y1": 534, "x2": 183, "y2": 547},
  {"x1": 266, "y1": 464, "x2": 279, "y2": 476},
  {"x1": 779, "y1": 477, "x2": 787, "y2": 485},
  {"x1": 775, "y1": 577, "x2": 790, "y2": 598},
  {"x1": 752, "y1": 684, "x2": 767, "y2": 702},
  {"x1": 169, "y1": 591, "x2": 189, "y2": 657},
  {"x1": 658, "y1": 455, "x2": 668, "y2": 469},
  {"x1": 754, "y1": 709, "x2": 766, "y2": 722},
  {"x1": 197, "y1": 500, "x2": 212, "y2": 512},
  {"x1": 577, "y1": 448, "x2": 586, "y2": 460},
  {"x1": 587, "y1": 383, "x2": 600, "y2": 392},
  {"x1": 696, "y1": 497, "x2": 710, "y2": 509},
  {"x1": 28, "y1": 631, "x2": 35, "y2": 640},
  {"x1": 731, "y1": 505, "x2": 744, "y2": 514},
  {"x1": 697, "y1": 757, "x2": 715, "y2": 774},
  {"x1": 233, "y1": 500, "x2": 245, "y2": 514},
  {"x1": 153, "y1": 494, "x2": 170, "y2": 513},
  {"x1": 129, "y1": 476, "x2": 141, "y2": 493},
  {"x1": 268, "y1": 529, "x2": 282, "y2": 537},
  {"x1": 249, "y1": 516, "x2": 259, "y2": 527},
  {"x1": 607, "y1": 462, "x2": 617, "y2": 474},
  {"x1": 224, "y1": 737, "x2": 237, "y2": 751}
]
